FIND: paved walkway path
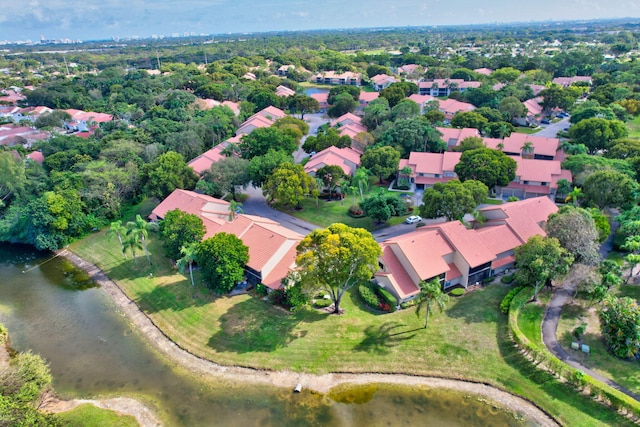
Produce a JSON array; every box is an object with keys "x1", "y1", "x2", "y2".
[
  {"x1": 541, "y1": 209, "x2": 640, "y2": 402},
  {"x1": 542, "y1": 283, "x2": 640, "y2": 401}
]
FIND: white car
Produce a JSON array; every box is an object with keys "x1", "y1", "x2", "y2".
[{"x1": 405, "y1": 215, "x2": 422, "y2": 224}]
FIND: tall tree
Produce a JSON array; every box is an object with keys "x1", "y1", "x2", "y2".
[
  {"x1": 316, "y1": 165, "x2": 347, "y2": 200},
  {"x1": 583, "y1": 169, "x2": 638, "y2": 209},
  {"x1": 177, "y1": 242, "x2": 198, "y2": 287},
  {"x1": 197, "y1": 232, "x2": 249, "y2": 294},
  {"x1": 360, "y1": 146, "x2": 400, "y2": 184},
  {"x1": 0, "y1": 152, "x2": 26, "y2": 206},
  {"x1": 144, "y1": 151, "x2": 198, "y2": 199},
  {"x1": 454, "y1": 148, "x2": 517, "y2": 191},
  {"x1": 420, "y1": 180, "x2": 477, "y2": 221},
  {"x1": 515, "y1": 235, "x2": 574, "y2": 301},
  {"x1": 239, "y1": 127, "x2": 297, "y2": 159},
  {"x1": 263, "y1": 162, "x2": 315, "y2": 209},
  {"x1": 126, "y1": 214, "x2": 156, "y2": 266},
  {"x1": 107, "y1": 220, "x2": 127, "y2": 258},
  {"x1": 296, "y1": 223, "x2": 381, "y2": 314},
  {"x1": 415, "y1": 278, "x2": 449, "y2": 329},
  {"x1": 158, "y1": 209, "x2": 206, "y2": 260},
  {"x1": 599, "y1": 296, "x2": 640, "y2": 359},
  {"x1": 247, "y1": 149, "x2": 292, "y2": 188},
  {"x1": 567, "y1": 118, "x2": 628, "y2": 154},
  {"x1": 546, "y1": 206, "x2": 600, "y2": 265},
  {"x1": 199, "y1": 157, "x2": 250, "y2": 200}
]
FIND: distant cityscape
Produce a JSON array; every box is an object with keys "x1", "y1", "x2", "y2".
[{"x1": 0, "y1": 31, "x2": 215, "y2": 46}]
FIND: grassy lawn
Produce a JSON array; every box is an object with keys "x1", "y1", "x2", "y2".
[
  {"x1": 70, "y1": 211, "x2": 632, "y2": 425},
  {"x1": 57, "y1": 404, "x2": 138, "y2": 427},
  {"x1": 627, "y1": 115, "x2": 640, "y2": 138},
  {"x1": 285, "y1": 183, "x2": 415, "y2": 230},
  {"x1": 513, "y1": 126, "x2": 540, "y2": 135},
  {"x1": 556, "y1": 294, "x2": 640, "y2": 395}
]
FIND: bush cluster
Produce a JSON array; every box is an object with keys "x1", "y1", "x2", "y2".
[
  {"x1": 359, "y1": 284, "x2": 380, "y2": 308},
  {"x1": 377, "y1": 287, "x2": 398, "y2": 312},
  {"x1": 499, "y1": 285, "x2": 525, "y2": 314},
  {"x1": 449, "y1": 288, "x2": 465, "y2": 297},
  {"x1": 313, "y1": 298, "x2": 333, "y2": 308},
  {"x1": 400, "y1": 300, "x2": 416, "y2": 310},
  {"x1": 500, "y1": 273, "x2": 515, "y2": 284},
  {"x1": 348, "y1": 205, "x2": 365, "y2": 218}
]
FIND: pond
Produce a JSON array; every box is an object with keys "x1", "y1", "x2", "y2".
[
  {"x1": 0, "y1": 243, "x2": 535, "y2": 426},
  {"x1": 304, "y1": 87, "x2": 329, "y2": 96}
]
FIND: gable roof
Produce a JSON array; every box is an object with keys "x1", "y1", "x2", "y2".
[
  {"x1": 275, "y1": 85, "x2": 296, "y2": 97},
  {"x1": 424, "y1": 221, "x2": 496, "y2": 268},
  {"x1": 479, "y1": 196, "x2": 557, "y2": 242},
  {"x1": 331, "y1": 112, "x2": 362, "y2": 127},
  {"x1": 188, "y1": 142, "x2": 232, "y2": 175},
  {"x1": 483, "y1": 133, "x2": 559, "y2": 158},
  {"x1": 400, "y1": 152, "x2": 462, "y2": 176},
  {"x1": 359, "y1": 92, "x2": 379, "y2": 103},
  {"x1": 304, "y1": 146, "x2": 361, "y2": 176},
  {"x1": 436, "y1": 127, "x2": 480, "y2": 145},
  {"x1": 438, "y1": 99, "x2": 475, "y2": 116}
]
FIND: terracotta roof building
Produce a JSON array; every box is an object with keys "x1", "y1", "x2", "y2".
[
  {"x1": 150, "y1": 189, "x2": 303, "y2": 290},
  {"x1": 304, "y1": 146, "x2": 361, "y2": 176},
  {"x1": 418, "y1": 79, "x2": 481, "y2": 97},
  {"x1": 375, "y1": 197, "x2": 557, "y2": 302}
]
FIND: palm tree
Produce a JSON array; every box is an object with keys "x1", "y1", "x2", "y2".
[
  {"x1": 414, "y1": 278, "x2": 449, "y2": 329},
  {"x1": 353, "y1": 168, "x2": 370, "y2": 201},
  {"x1": 177, "y1": 242, "x2": 198, "y2": 287},
  {"x1": 106, "y1": 220, "x2": 127, "y2": 258},
  {"x1": 496, "y1": 142, "x2": 504, "y2": 151},
  {"x1": 521, "y1": 141, "x2": 534, "y2": 158},
  {"x1": 126, "y1": 215, "x2": 156, "y2": 266},
  {"x1": 565, "y1": 187, "x2": 584, "y2": 206},
  {"x1": 122, "y1": 233, "x2": 143, "y2": 265},
  {"x1": 228, "y1": 200, "x2": 243, "y2": 221}
]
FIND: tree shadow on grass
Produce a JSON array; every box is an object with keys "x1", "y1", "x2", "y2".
[
  {"x1": 134, "y1": 281, "x2": 216, "y2": 313},
  {"x1": 445, "y1": 286, "x2": 503, "y2": 324},
  {"x1": 208, "y1": 298, "x2": 326, "y2": 353},
  {"x1": 353, "y1": 322, "x2": 419, "y2": 355}
]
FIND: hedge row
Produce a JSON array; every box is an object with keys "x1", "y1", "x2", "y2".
[
  {"x1": 508, "y1": 287, "x2": 640, "y2": 419},
  {"x1": 377, "y1": 287, "x2": 398, "y2": 313},
  {"x1": 499, "y1": 285, "x2": 524, "y2": 314},
  {"x1": 359, "y1": 284, "x2": 380, "y2": 308}
]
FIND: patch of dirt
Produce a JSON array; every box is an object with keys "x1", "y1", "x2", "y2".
[{"x1": 58, "y1": 249, "x2": 559, "y2": 427}]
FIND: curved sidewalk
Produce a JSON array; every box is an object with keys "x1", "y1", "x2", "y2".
[{"x1": 542, "y1": 284, "x2": 640, "y2": 401}]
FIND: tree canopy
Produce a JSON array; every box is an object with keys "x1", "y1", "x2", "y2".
[
  {"x1": 296, "y1": 223, "x2": 381, "y2": 314},
  {"x1": 196, "y1": 232, "x2": 249, "y2": 293},
  {"x1": 454, "y1": 148, "x2": 517, "y2": 190},
  {"x1": 158, "y1": 209, "x2": 206, "y2": 260},
  {"x1": 360, "y1": 146, "x2": 400, "y2": 184},
  {"x1": 420, "y1": 179, "x2": 487, "y2": 221}
]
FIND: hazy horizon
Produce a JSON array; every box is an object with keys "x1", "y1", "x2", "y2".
[{"x1": 1, "y1": 0, "x2": 639, "y2": 42}]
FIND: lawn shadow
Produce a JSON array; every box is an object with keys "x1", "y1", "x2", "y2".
[
  {"x1": 208, "y1": 298, "x2": 326, "y2": 353},
  {"x1": 134, "y1": 281, "x2": 216, "y2": 313},
  {"x1": 353, "y1": 321, "x2": 418, "y2": 355},
  {"x1": 445, "y1": 287, "x2": 501, "y2": 324}
]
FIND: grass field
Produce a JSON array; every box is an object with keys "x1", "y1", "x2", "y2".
[
  {"x1": 69, "y1": 203, "x2": 633, "y2": 426},
  {"x1": 513, "y1": 126, "x2": 540, "y2": 135},
  {"x1": 627, "y1": 115, "x2": 640, "y2": 138},
  {"x1": 57, "y1": 404, "x2": 138, "y2": 427}
]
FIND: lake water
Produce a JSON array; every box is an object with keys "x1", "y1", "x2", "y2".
[
  {"x1": 304, "y1": 87, "x2": 329, "y2": 96},
  {"x1": 0, "y1": 243, "x2": 533, "y2": 426}
]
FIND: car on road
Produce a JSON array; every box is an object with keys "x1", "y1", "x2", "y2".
[{"x1": 405, "y1": 215, "x2": 422, "y2": 224}]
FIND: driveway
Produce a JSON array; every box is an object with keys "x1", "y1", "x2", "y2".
[
  {"x1": 293, "y1": 112, "x2": 330, "y2": 164},
  {"x1": 535, "y1": 117, "x2": 570, "y2": 138}
]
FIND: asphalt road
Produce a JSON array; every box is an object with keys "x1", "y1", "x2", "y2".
[{"x1": 534, "y1": 116, "x2": 570, "y2": 138}]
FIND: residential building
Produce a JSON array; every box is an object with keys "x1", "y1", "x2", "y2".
[
  {"x1": 275, "y1": 85, "x2": 296, "y2": 97},
  {"x1": 314, "y1": 71, "x2": 361, "y2": 86},
  {"x1": 483, "y1": 133, "x2": 562, "y2": 161},
  {"x1": 551, "y1": 76, "x2": 592, "y2": 88},
  {"x1": 437, "y1": 98, "x2": 476, "y2": 120},
  {"x1": 473, "y1": 68, "x2": 493, "y2": 76},
  {"x1": 398, "y1": 152, "x2": 462, "y2": 189},
  {"x1": 311, "y1": 92, "x2": 329, "y2": 112},
  {"x1": 375, "y1": 197, "x2": 557, "y2": 303},
  {"x1": 370, "y1": 74, "x2": 398, "y2": 91},
  {"x1": 150, "y1": 189, "x2": 303, "y2": 290},
  {"x1": 436, "y1": 127, "x2": 480, "y2": 149},
  {"x1": 236, "y1": 106, "x2": 286, "y2": 136},
  {"x1": 418, "y1": 79, "x2": 481, "y2": 97},
  {"x1": 407, "y1": 94, "x2": 437, "y2": 114},
  {"x1": 303, "y1": 146, "x2": 361, "y2": 176},
  {"x1": 358, "y1": 91, "x2": 379, "y2": 111},
  {"x1": 277, "y1": 65, "x2": 295, "y2": 76},
  {"x1": 188, "y1": 135, "x2": 242, "y2": 175}
]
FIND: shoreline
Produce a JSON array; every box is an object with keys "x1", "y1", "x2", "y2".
[{"x1": 58, "y1": 249, "x2": 559, "y2": 426}]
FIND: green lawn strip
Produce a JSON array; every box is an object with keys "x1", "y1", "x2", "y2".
[
  {"x1": 627, "y1": 115, "x2": 640, "y2": 138},
  {"x1": 556, "y1": 294, "x2": 640, "y2": 395},
  {"x1": 70, "y1": 226, "x2": 630, "y2": 425},
  {"x1": 284, "y1": 185, "x2": 415, "y2": 230},
  {"x1": 513, "y1": 126, "x2": 540, "y2": 134},
  {"x1": 56, "y1": 404, "x2": 138, "y2": 427}
]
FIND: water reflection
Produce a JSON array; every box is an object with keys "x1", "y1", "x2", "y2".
[{"x1": 0, "y1": 244, "x2": 532, "y2": 426}]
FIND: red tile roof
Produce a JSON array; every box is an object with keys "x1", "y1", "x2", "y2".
[
  {"x1": 26, "y1": 151, "x2": 44, "y2": 164},
  {"x1": 359, "y1": 92, "x2": 379, "y2": 103},
  {"x1": 436, "y1": 127, "x2": 480, "y2": 146},
  {"x1": 64, "y1": 109, "x2": 112, "y2": 123},
  {"x1": 424, "y1": 221, "x2": 496, "y2": 268},
  {"x1": 304, "y1": 146, "x2": 361, "y2": 176}
]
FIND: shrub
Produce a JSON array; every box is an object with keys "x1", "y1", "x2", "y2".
[
  {"x1": 376, "y1": 287, "x2": 398, "y2": 312},
  {"x1": 314, "y1": 298, "x2": 333, "y2": 308},
  {"x1": 482, "y1": 276, "x2": 494, "y2": 284},
  {"x1": 284, "y1": 284, "x2": 309, "y2": 312},
  {"x1": 348, "y1": 205, "x2": 366, "y2": 218},
  {"x1": 359, "y1": 284, "x2": 381, "y2": 308},
  {"x1": 255, "y1": 283, "x2": 268, "y2": 296},
  {"x1": 268, "y1": 288, "x2": 286, "y2": 306},
  {"x1": 573, "y1": 322, "x2": 587, "y2": 341},
  {"x1": 400, "y1": 300, "x2": 416, "y2": 309},
  {"x1": 500, "y1": 285, "x2": 525, "y2": 314},
  {"x1": 500, "y1": 274, "x2": 515, "y2": 284},
  {"x1": 449, "y1": 288, "x2": 465, "y2": 297},
  {"x1": 378, "y1": 302, "x2": 391, "y2": 312}
]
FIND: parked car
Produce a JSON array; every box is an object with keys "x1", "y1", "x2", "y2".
[
  {"x1": 540, "y1": 119, "x2": 550, "y2": 125},
  {"x1": 405, "y1": 215, "x2": 422, "y2": 224}
]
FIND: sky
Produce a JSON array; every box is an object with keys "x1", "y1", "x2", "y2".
[{"x1": 0, "y1": 0, "x2": 639, "y2": 42}]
